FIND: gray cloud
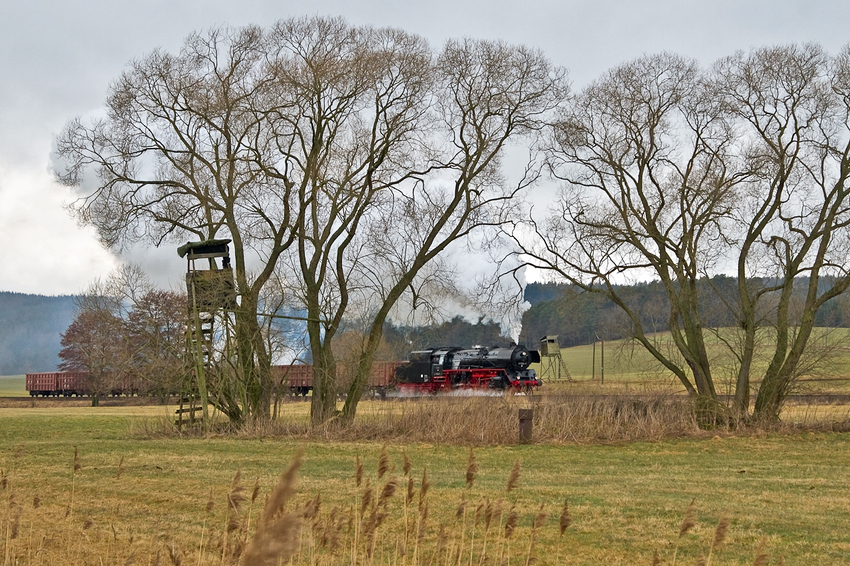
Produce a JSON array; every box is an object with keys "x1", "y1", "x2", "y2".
[{"x1": 2, "y1": 0, "x2": 848, "y2": 294}]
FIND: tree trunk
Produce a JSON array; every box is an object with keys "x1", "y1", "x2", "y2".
[{"x1": 307, "y1": 316, "x2": 339, "y2": 426}]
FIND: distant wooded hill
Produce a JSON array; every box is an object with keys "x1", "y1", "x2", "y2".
[
  {"x1": 5, "y1": 278, "x2": 849, "y2": 375},
  {"x1": 0, "y1": 292, "x2": 77, "y2": 375},
  {"x1": 520, "y1": 278, "x2": 850, "y2": 348}
]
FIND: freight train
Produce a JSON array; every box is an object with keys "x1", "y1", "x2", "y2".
[
  {"x1": 24, "y1": 363, "x2": 400, "y2": 398},
  {"x1": 26, "y1": 345, "x2": 542, "y2": 397}
]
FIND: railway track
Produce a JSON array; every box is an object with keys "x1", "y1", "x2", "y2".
[{"x1": 4, "y1": 392, "x2": 850, "y2": 407}]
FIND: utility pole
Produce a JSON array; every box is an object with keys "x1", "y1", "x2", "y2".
[{"x1": 592, "y1": 335, "x2": 596, "y2": 381}]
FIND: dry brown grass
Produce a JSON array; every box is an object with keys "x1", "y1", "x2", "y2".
[
  {"x1": 148, "y1": 394, "x2": 704, "y2": 445},
  {"x1": 0, "y1": 443, "x2": 786, "y2": 566}
]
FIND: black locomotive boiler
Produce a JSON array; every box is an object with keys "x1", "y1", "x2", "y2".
[{"x1": 395, "y1": 344, "x2": 542, "y2": 394}]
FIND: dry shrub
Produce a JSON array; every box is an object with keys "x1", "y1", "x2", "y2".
[
  {"x1": 538, "y1": 394, "x2": 700, "y2": 443},
  {"x1": 151, "y1": 393, "x2": 702, "y2": 444},
  {"x1": 278, "y1": 394, "x2": 701, "y2": 445}
]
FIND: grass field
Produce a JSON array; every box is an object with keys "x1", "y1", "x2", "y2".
[
  {"x1": 0, "y1": 375, "x2": 24, "y2": 396},
  {"x1": 533, "y1": 328, "x2": 850, "y2": 396},
  {"x1": 3, "y1": 334, "x2": 849, "y2": 564},
  {"x1": 1, "y1": 405, "x2": 849, "y2": 564}
]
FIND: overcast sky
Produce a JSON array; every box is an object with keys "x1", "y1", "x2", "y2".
[{"x1": 1, "y1": 0, "x2": 849, "y2": 295}]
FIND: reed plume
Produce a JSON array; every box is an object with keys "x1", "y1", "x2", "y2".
[
  {"x1": 377, "y1": 446, "x2": 389, "y2": 479},
  {"x1": 417, "y1": 503, "x2": 429, "y2": 542},
  {"x1": 466, "y1": 448, "x2": 478, "y2": 489},
  {"x1": 672, "y1": 498, "x2": 696, "y2": 566},
  {"x1": 226, "y1": 469, "x2": 247, "y2": 534},
  {"x1": 506, "y1": 459, "x2": 521, "y2": 493},
  {"x1": 504, "y1": 506, "x2": 518, "y2": 538},
  {"x1": 355, "y1": 455, "x2": 363, "y2": 487},
  {"x1": 523, "y1": 502, "x2": 548, "y2": 566},
  {"x1": 456, "y1": 492, "x2": 467, "y2": 519},
  {"x1": 250, "y1": 478, "x2": 261, "y2": 504},
  {"x1": 474, "y1": 500, "x2": 485, "y2": 526},
  {"x1": 679, "y1": 498, "x2": 696, "y2": 538},
  {"x1": 377, "y1": 478, "x2": 397, "y2": 508},
  {"x1": 559, "y1": 499, "x2": 571, "y2": 535},
  {"x1": 242, "y1": 450, "x2": 303, "y2": 566},
  {"x1": 753, "y1": 538, "x2": 769, "y2": 566},
  {"x1": 533, "y1": 502, "x2": 547, "y2": 530},
  {"x1": 406, "y1": 477, "x2": 415, "y2": 507},
  {"x1": 419, "y1": 467, "x2": 431, "y2": 511},
  {"x1": 706, "y1": 512, "x2": 730, "y2": 566},
  {"x1": 484, "y1": 498, "x2": 493, "y2": 531},
  {"x1": 360, "y1": 480, "x2": 373, "y2": 518},
  {"x1": 402, "y1": 449, "x2": 412, "y2": 477}
]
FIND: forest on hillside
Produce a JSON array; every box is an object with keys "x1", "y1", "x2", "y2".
[
  {"x1": 0, "y1": 292, "x2": 76, "y2": 374},
  {"x1": 521, "y1": 278, "x2": 850, "y2": 348}
]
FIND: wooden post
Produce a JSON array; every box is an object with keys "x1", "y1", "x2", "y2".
[
  {"x1": 601, "y1": 336, "x2": 605, "y2": 385},
  {"x1": 592, "y1": 337, "x2": 596, "y2": 381},
  {"x1": 519, "y1": 409, "x2": 533, "y2": 444}
]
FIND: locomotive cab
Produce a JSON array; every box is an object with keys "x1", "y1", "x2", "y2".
[{"x1": 395, "y1": 347, "x2": 461, "y2": 385}]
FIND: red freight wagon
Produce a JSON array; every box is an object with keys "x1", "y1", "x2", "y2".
[
  {"x1": 26, "y1": 372, "x2": 59, "y2": 396},
  {"x1": 271, "y1": 364, "x2": 314, "y2": 396},
  {"x1": 56, "y1": 372, "x2": 90, "y2": 396},
  {"x1": 26, "y1": 372, "x2": 90, "y2": 396},
  {"x1": 370, "y1": 361, "x2": 401, "y2": 388},
  {"x1": 270, "y1": 362, "x2": 403, "y2": 397}
]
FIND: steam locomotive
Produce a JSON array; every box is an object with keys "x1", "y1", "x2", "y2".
[{"x1": 395, "y1": 345, "x2": 542, "y2": 394}]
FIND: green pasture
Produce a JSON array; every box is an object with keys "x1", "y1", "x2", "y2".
[
  {"x1": 0, "y1": 374, "x2": 25, "y2": 396},
  {"x1": 0, "y1": 407, "x2": 849, "y2": 564},
  {"x1": 533, "y1": 328, "x2": 850, "y2": 394}
]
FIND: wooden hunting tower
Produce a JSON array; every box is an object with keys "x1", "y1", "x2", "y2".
[
  {"x1": 178, "y1": 239, "x2": 237, "y2": 311},
  {"x1": 177, "y1": 238, "x2": 238, "y2": 429},
  {"x1": 538, "y1": 335, "x2": 570, "y2": 381}
]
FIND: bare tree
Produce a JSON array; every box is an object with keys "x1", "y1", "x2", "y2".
[
  {"x1": 254, "y1": 18, "x2": 436, "y2": 424},
  {"x1": 59, "y1": 300, "x2": 128, "y2": 406},
  {"x1": 59, "y1": 267, "x2": 188, "y2": 405},
  {"x1": 55, "y1": 26, "x2": 296, "y2": 422},
  {"x1": 715, "y1": 44, "x2": 850, "y2": 420},
  {"x1": 510, "y1": 53, "x2": 743, "y2": 422},
  {"x1": 272, "y1": 35, "x2": 566, "y2": 422},
  {"x1": 512, "y1": 46, "x2": 850, "y2": 425},
  {"x1": 125, "y1": 289, "x2": 188, "y2": 398},
  {"x1": 313, "y1": 37, "x2": 566, "y2": 423}
]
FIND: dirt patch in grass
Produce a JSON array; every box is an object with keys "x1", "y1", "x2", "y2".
[{"x1": 0, "y1": 396, "x2": 175, "y2": 409}]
